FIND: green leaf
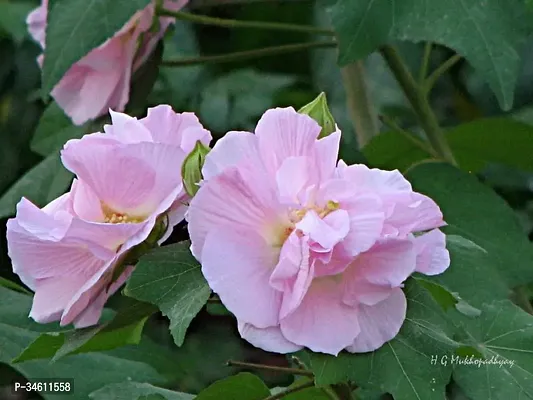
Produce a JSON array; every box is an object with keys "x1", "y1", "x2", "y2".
[
  {"x1": 407, "y1": 163, "x2": 533, "y2": 288},
  {"x1": 90, "y1": 382, "x2": 193, "y2": 400},
  {"x1": 272, "y1": 378, "x2": 331, "y2": 399},
  {"x1": 31, "y1": 102, "x2": 87, "y2": 156},
  {"x1": 124, "y1": 242, "x2": 211, "y2": 346},
  {"x1": 0, "y1": 277, "x2": 31, "y2": 295},
  {"x1": 0, "y1": 2, "x2": 35, "y2": 43},
  {"x1": 298, "y1": 92, "x2": 337, "y2": 139},
  {"x1": 307, "y1": 280, "x2": 455, "y2": 400},
  {"x1": 42, "y1": 0, "x2": 151, "y2": 95},
  {"x1": 0, "y1": 286, "x2": 175, "y2": 400},
  {"x1": 331, "y1": 0, "x2": 533, "y2": 110},
  {"x1": 0, "y1": 152, "x2": 73, "y2": 219},
  {"x1": 451, "y1": 301, "x2": 533, "y2": 399},
  {"x1": 182, "y1": 141, "x2": 210, "y2": 197},
  {"x1": 195, "y1": 373, "x2": 271, "y2": 400},
  {"x1": 363, "y1": 118, "x2": 533, "y2": 172},
  {"x1": 13, "y1": 301, "x2": 157, "y2": 362}
]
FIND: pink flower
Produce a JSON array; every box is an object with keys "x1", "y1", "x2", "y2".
[
  {"x1": 27, "y1": 0, "x2": 189, "y2": 125},
  {"x1": 7, "y1": 106, "x2": 211, "y2": 328},
  {"x1": 187, "y1": 107, "x2": 449, "y2": 355}
]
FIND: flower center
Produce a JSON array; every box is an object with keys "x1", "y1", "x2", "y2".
[{"x1": 101, "y1": 203, "x2": 143, "y2": 224}]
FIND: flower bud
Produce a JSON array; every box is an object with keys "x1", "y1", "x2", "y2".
[
  {"x1": 182, "y1": 140, "x2": 211, "y2": 197},
  {"x1": 298, "y1": 92, "x2": 336, "y2": 138}
]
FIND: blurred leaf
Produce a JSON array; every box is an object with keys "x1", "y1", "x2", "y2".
[
  {"x1": 0, "y1": 286, "x2": 175, "y2": 400},
  {"x1": 13, "y1": 300, "x2": 157, "y2": 362},
  {"x1": 195, "y1": 373, "x2": 270, "y2": 400},
  {"x1": 0, "y1": 2, "x2": 34, "y2": 43},
  {"x1": 199, "y1": 69, "x2": 296, "y2": 132},
  {"x1": 90, "y1": 382, "x2": 193, "y2": 400},
  {"x1": 31, "y1": 102, "x2": 87, "y2": 156},
  {"x1": 331, "y1": 0, "x2": 533, "y2": 110},
  {"x1": 42, "y1": 0, "x2": 151, "y2": 95},
  {"x1": 364, "y1": 118, "x2": 533, "y2": 173},
  {"x1": 307, "y1": 280, "x2": 454, "y2": 399},
  {"x1": 451, "y1": 301, "x2": 533, "y2": 399},
  {"x1": 124, "y1": 242, "x2": 211, "y2": 346},
  {"x1": 0, "y1": 152, "x2": 72, "y2": 219},
  {"x1": 407, "y1": 163, "x2": 533, "y2": 287},
  {"x1": 0, "y1": 276, "x2": 31, "y2": 295}
]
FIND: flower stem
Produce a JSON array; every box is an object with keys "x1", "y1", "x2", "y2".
[
  {"x1": 424, "y1": 54, "x2": 462, "y2": 94},
  {"x1": 226, "y1": 360, "x2": 315, "y2": 377},
  {"x1": 263, "y1": 380, "x2": 316, "y2": 400},
  {"x1": 341, "y1": 61, "x2": 379, "y2": 147},
  {"x1": 157, "y1": 8, "x2": 336, "y2": 36},
  {"x1": 418, "y1": 42, "x2": 433, "y2": 83},
  {"x1": 161, "y1": 41, "x2": 337, "y2": 66},
  {"x1": 379, "y1": 45, "x2": 457, "y2": 165}
]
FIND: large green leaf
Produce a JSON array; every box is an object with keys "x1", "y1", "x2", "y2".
[
  {"x1": 0, "y1": 2, "x2": 35, "y2": 43},
  {"x1": 331, "y1": 0, "x2": 533, "y2": 110},
  {"x1": 407, "y1": 162, "x2": 533, "y2": 287},
  {"x1": 124, "y1": 242, "x2": 211, "y2": 346},
  {"x1": 307, "y1": 280, "x2": 455, "y2": 399},
  {"x1": 0, "y1": 152, "x2": 72, "y2": 219},
  {"x1": 30, "y1": 102, "x2": 88, "y2": 156},
  {"x1": 363, "y1": 118, "x2": 533, "y2": 172},
  {"x1": 451, "y1": 301, "x2": 533, "y2": 399},
  {"x1": 195, "y1": 373, "x2": 271, "y2": 400},
  {"x1": 13, "y1": 301, "x2": 157, "y2": 362},
  {"x1": 90, "y1": 382, "x2": 193, "y2": 400},
  {"x1": 42, "y1": 0, "x2": 151, "y2": 95},
  {"x1": 0, "y1": 287, "x2": 175, "y2": 400}
]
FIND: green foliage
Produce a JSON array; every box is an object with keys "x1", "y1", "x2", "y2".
[
  {"x1": 182, "y1": 141, "x2": 210, "y2": 197},
  {"x1": 0, "y1": 2, "x2": 34, "y2": 43},
  {"x1": 90, "y1": 382, "x2": 193, "y2": 400},
  {"x1": 125, "y1": 242, "x2": 211, "y2": 346},
  {"x1": 0, "y1": 152, "x2": 72, "y2": 218},
  {"x1": 331, "y1": 0, "x2": 533, "y2": 110},
  {"x1": 42, "y1": 0, "x2": 151, "y2": 95},
  {"x1": 407, "y1": 162, "x2": 533, "y2": 287},
  {"x1": 364, "y1": 118, "x2": 533, "y2": 173},
  {"x1": 298, "y1": 92, "x2": 336, "y2": 138},
  {"x1": 195, "y1": 373, "x2": 270, "y2": 400}
]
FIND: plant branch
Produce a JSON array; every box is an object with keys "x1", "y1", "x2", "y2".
[
  {"x1": 341, "y1": 61, "x2": 379, "y2": 147},
  {"x1": 424, "y1": 54, "x2": 462, "y2": 93},
  {"x1": 378, "y1": 114, "x2": 439, "y2": 158},
  {"x1": 418, "y1": 42, "x2": 433, "y2": 83},
  {"x1": 263, "y1": 380, "x2": 316, "y2": 400},
  {"x1": 162, "y1": 41, "x2": 337, "y2": 67},
  {"x1": 226, "y1": 360, "x2": 314, "y2": 377},
  {"x1": 379, "y1": 45, "x2": 457, "y2": 165},
  {"x1": 158, "y1": 8, "x2": 335, "y2": 36}
]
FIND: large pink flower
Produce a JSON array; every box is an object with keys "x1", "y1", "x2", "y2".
[
  {"x1": 7, "y1": 106, "x2": 211, "y2": 328},
  {"x1": 27, "y1": 0, "x2": 188, "y2": 125},
  {"x1": 187, "y1": 107, "x2": 450, "y2": 355}
]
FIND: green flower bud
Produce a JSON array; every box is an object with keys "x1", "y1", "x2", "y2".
[
  {"x1": 298, "y1": 92, "x2": 336, "y2": 138},
  {"x1": 181, "y1": 140, "x2": 211, "y2": 197}
]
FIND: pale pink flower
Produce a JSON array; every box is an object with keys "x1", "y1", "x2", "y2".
[
  {"x1": 27, "y1": 0, "x2": 188, "y2": 125},
  {"x1": 7, "y1": 106, "x2": 211, "y2": 327},
  {"x1": 187, "y1": 107, "x2": 449, "y2": 355}
]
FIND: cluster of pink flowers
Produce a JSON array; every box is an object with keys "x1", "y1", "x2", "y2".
[
  {"x1": 8, "y1": 1, "x2": 450, "y2": 356},
  {"x1": 28, "y1": 0, "x2": 189, "y2": 125}
]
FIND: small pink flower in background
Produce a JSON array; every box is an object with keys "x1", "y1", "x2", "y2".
[
  {"x1": 187, "y1": 107, "x2": 450, "y2": 355},
  {"x1": 27, "y1": 0, "x2": 189, "y2": 125},
  {"x1": 7, "y1": 105, "x2": 211, "y2": 328}
]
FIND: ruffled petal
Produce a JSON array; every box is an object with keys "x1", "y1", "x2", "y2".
[
  {"x1": 414, "y1": 229, "x2": 450, "y2": 276},
  {"x1": 238, "y1": 321, "x2": 303, "y2": 354},
  {"x1": 346, "y1": 288, "x2": 407, "y2": 353},
  {"x1": 201, "y1": 228, "x2": 282, "y2": 328}
]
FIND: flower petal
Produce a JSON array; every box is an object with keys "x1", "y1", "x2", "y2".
[
  {"x1": 238, "y1": 321, "x2": 303, "y2": 354},
  {"x1": 346, "y1": 288, "x2": 407, "y2": 353},
  {"x1": 314, "y1": 130, "x2": 341, "y2": 181},
  {"x1": 296, "y1": 209, "x2": 350, "y2": 252},
  {"x1": 202, "y1": 131, "x2": 258, "y2": 180},
  {"x1": 414, "y1": 229, "x2": 450, "y2": 276},
  {"x1": 201, "y1": 228, "x2": 282, "y2": 328},
  {"x1": 280, "y1": 278, "x2": 360, "y2": 355}
]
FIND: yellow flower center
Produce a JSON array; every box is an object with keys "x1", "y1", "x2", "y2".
[{"x1": 101, "y1": 203, "x2": 144, "y2": 224}]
